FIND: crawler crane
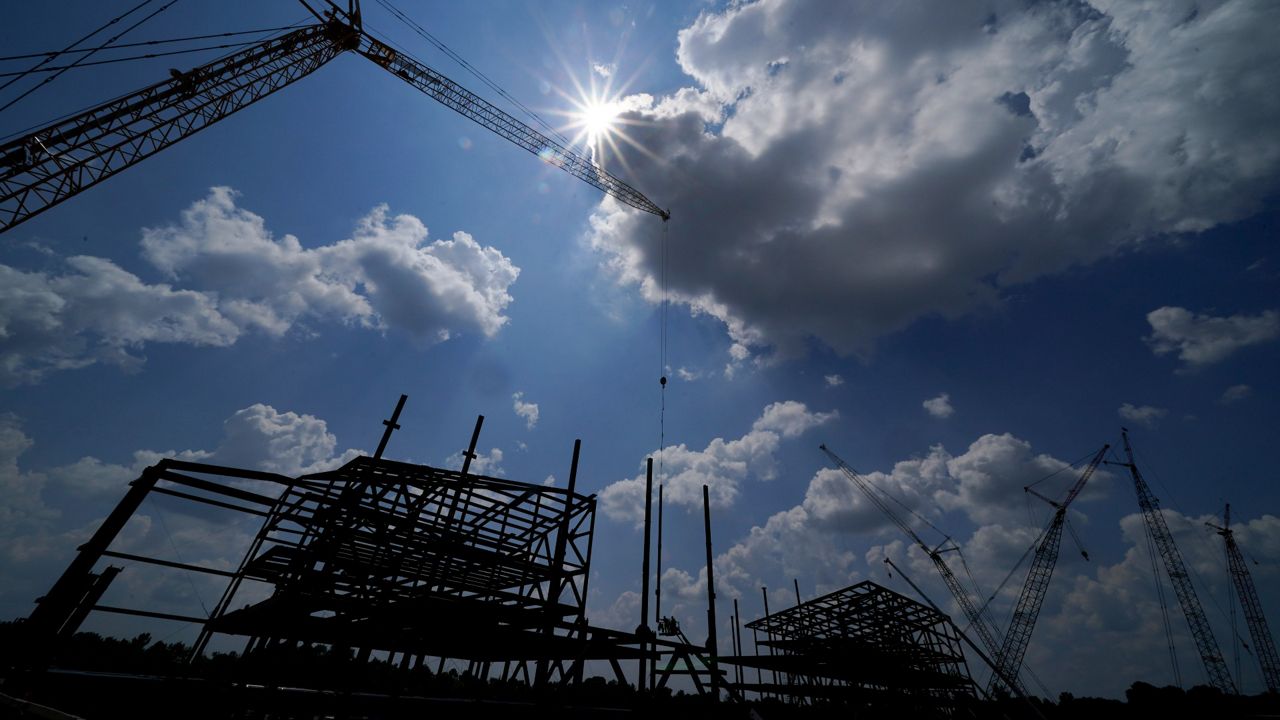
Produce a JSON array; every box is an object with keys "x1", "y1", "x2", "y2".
[{"x1": 1209, "y1": 504, "x2": 1280, "y2": 693}]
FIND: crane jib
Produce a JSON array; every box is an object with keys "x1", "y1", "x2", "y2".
[{"x1": 0, "y1": 16, "x2": 666, "y2": 235}]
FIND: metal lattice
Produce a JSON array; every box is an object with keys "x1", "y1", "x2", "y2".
[
  {"x1": 735, "y1": 581, "x2": 976, "y2": 708},
  {"x1": 0, "y1": 22, "x2": 351, "y2": 232}
]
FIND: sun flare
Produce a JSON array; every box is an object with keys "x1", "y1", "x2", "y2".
[{"x1": 579, "y1": 100, "x2": 620, "y2": 143}]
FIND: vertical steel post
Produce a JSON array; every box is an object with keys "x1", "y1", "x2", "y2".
[
  {"x1": 733, "y1": 598, "x2": 744, "y2": 686},
  {"x1": 703, "y1": 484, "x2": 719, "y2": 701},
  {"x1": 373, "y1": 394, "x2": 407, "y2": 459},
  {"x1": 459, "y1": 414, "x2": 485, "y2": 475},
  {"x1": 762, "y1": 586, "x2": 777, "y2": 696},
  {"x1": 539, "y1": 438, "x2": 581, "y2": 685},
  {"x1": 639, "y1": 457, "x2": 654, "y2": 692},
  {"x1": 652, "y1": 484, "x2": 664, "y2": 689}
]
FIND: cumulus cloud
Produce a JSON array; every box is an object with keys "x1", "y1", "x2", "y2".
[
  {"x1": 1145, "y1": 306, "x2": 1280, "y2": 369},
  {"x1": 1220, "y1": 384, "x2": 1252, "y2": 404},
  {"x1": 0, "y1": 404, "x2": 361, "y2": 620},
  {"x1": 649, "y1": 432, "x2": 1274, "y2": 697},
  {"x1": 824, "y1": 374, "x2": 844, "y2": 387},
  {"x1": 923, "y1": 392, "x2": 955, "y2": 419},
  {"x1": 448, "y1": 447, "x2": 505, "y2": 477},
  {"x1": 701, "y1": 433, "x2": 1091, "y2": 605},
  {"x1": 512, "y1": 392, "x2": 540, "y2": 429},
  {"x1": 0, "y1": 188, "x2": 519, "y2": 385},
  {"x1": 599, "y1": 400, "x2": 836, "y2": 522},
  {"x1": 1118, "y1": 403, "x2": 1167, "y2": 427},
  {"x1": 586, "y1": 0, "x2": 1280, "y2": 360},
  {"x1": 143, "y1": 187, "x2": 519, "y2": 342},
  {"x1": 0, "y1": 258, "x2": 239, "y2": 385}
]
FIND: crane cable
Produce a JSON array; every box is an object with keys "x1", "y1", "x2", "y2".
[
  {"x1": 370, "y1": 0, "x2": 577, "y2": 152},
  {"x1": 658, "y1": 219, "x2": 669, "y2": 486},
  {"x1": 0, "y1": 40, "x2": 283, "y2": 78},
  {"x1": 0, "y1": 26, "x2": 305, "y2": 64},
  {"x1": 0, "y1": 0, "x2": 183, "y2": 116},
  {"x1": 0, "y1": 18, "x2": 311, "y2": 145},
  {"x1": 0, "y1": 0, "x2": 152, "y2": 96}
]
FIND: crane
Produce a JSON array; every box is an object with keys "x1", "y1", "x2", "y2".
[
  {"x1": 0, "y1": 0, "x2": 668, "y2": 234},
  {"x1": 1208, "y1": 504, "x2": 1280, "y2": 693},
  {"x1": 818, "y1": 443, "x2": 1020, "y2": 694},
  {"x1": 988, "y1": 445, "x2": 1108, "y2": 694},
  {"x1": 1108, "y1": 429, "x2": 1236, "y2": 693}
]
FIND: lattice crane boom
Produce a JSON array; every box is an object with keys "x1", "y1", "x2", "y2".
[
  {"x1": 356, "y1": 35, "x2": 667, "y2": 220},
  {"x1": 0, "y1": 22, "x2": 352, "y2": 233},
  {"x1": 1209, "y1": 504, "x2": 1280, "y2": 693},
  {"x1": 0, "y1": 2, "x2": 667, "y2": 234},
  {"x1": 1115, "y1": 429, "x2": 1237, "y2": 693},
  {"x1": 819, "y1": 443, "x2": 1013, "y2": 688},
  {"x1": 988, "y1": 445, "x2": 1108, "y2": 694}
]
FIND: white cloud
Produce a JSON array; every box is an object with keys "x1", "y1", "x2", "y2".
[
  {"x1": 652, "y1": 431, "x2": 1275, "y2": 697},
  {"x1": 702, "y1": 432, "x2": 1089, "y2": 605},
  {"x1": 752, "y1": 399, "x2": 838, "y2": 437},
  {"x1": 592, "y1": 62, "x2": 615, "y2": 79},
  {"x1": 0, "y1": 404, "x2": 361, "y2": 621},
  {"x1": 512, "y1": 392, "x2": 540, "y2": 429},
  {"x1": 586, "y1": 1, "x2": 1280, "y2": 360},
  {"x1": 144, "y1": 187, "x2": 520, "y2": 343},
  {"x1": 0, "y1": 188, "x2": 520, "y2": 385},
  {"x1": 599, "y1": 400, "x2": 836, "y2": 522},
  {"x1": 448, "y1": 447, "x2": 505, "y2": 477},
  {"x1": 1146, "y1": 306, "x2": 1280, "y2": 369},
  {"x1": 1220, "y1": 384, "x2": 1252, "y2": 404},
  {"x1": 0, "y1": 258, "x2": 239, "y2": 385},
  {"x1": 824, "y1": 374, "x2": 844, "y2": 387},
  {"x1": 676, "y1": 366, "x2": 702, "y2": 382},
  {"x1": 1118, "y1": 403, "x2": 1167, "y2": 427},
  {"x1": 923, "y1": 392, "x2": 955, "y2": 419}
]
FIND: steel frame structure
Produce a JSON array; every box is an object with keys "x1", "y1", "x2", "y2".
[
  {"x1": 733, "y1": 581, "x2": 975, "y2": 711},
  {"x1": 25, "y1": 409, "x2": 654, "y2": 688}
]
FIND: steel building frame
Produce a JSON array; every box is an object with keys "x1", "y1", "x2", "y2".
[
  {"x1": 26, "y1": 408, "x2": 649, "y2": 688},
  {"x1": 733, "y1": 581, "x2": 976, "y2": 710}
]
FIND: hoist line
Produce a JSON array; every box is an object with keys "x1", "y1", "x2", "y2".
[
  {"x1": 1, "y1": 0, "x2": 183, "y2": 115},
  {"x1": 0, "y1": 41, "x2": 278, "y2": 78},
  {"x1": 0, "y1": 0, "x2": 153, "y2": 96},
  {"x1": 658, "y1": 219, "x2": 670, "y2": 488},
  {"x1": 0, "y1": 18, "x2": 311, "y2": 145},
  {"x1": 0, "y1": 25, "x2": 305, "y2": 63},
  {"x1": 371, "y1": 0, "x2": 576, "y2": 151}
]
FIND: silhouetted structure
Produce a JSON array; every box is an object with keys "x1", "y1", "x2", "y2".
[
  {"x1": 727, "y1": 581, "x2": 976, "y2": 713},
  {"x1": 26, "y1": 400, "x2": 651, "y2": 690}
]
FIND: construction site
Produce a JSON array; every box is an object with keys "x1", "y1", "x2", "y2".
[
  {"x1": 1, "y1": 1, "x2": 1278, "y2": 718},
  {"x1": 0, "y1": 394, "x2": 1276, "y2": 718}
]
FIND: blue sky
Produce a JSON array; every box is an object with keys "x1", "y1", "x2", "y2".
[{"x1": 2, "y1": 0, "x2": 1278, "y2": 699}]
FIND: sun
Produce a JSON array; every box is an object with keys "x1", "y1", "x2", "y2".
[
  {"x1": 545, "y1": 62, "x2": 663, "y2": 175},
  {"x1": 579, "y1": 100, "x2": 620, "y2": 144}
]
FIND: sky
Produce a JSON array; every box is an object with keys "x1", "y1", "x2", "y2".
[{"x1": 1, "y1": 0, "x2": 1278, "y2": 701}]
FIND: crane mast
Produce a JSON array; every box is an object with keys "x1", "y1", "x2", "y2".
[
  {"x1": 1113, "y1": 429, "x2": 1236, "y2": 693},
  {"x1": 819, "y1": 444, "x2": 1017, "y2": 692},
  {"x1": 1209, "y1": 504, "x2": 1280, "y2": 693},
  {"x1": 988, "y1": 445, "x2": 1108, "y2": 694},
  {"x1": 0, "y1": 2, "x2": 666, "y2": 234}
]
